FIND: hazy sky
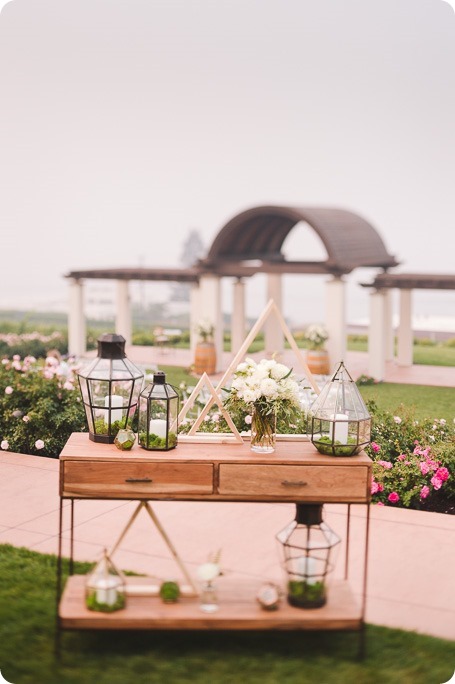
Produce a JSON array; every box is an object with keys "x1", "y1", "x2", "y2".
[{"x1": 0, "y1": 0, "x2": 454, "y2": 325}]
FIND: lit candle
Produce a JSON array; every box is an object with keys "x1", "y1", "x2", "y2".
[
  {"x1": 95, "y1": 577, "x2": 118, "y2": 606},
  {"x1": 329, "y1": 413, "x2": 349, "y2": 444},
  {"x1": 104, "y1": 395, "x2": 123, "y2": 424},
  {"x1": 149, "y1": 418, "x2": 167, "y2": 438}
]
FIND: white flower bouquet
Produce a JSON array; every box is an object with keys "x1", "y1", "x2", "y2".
[
  {"x1": 304, "y1": 323, "x2": 328, "y2": 350},
  {"x1": 223, "y1": 358, "x2": 301, "y2": 451},
  {"x1": 195, "y1": 318, "x2": 214, "y2": 343}
]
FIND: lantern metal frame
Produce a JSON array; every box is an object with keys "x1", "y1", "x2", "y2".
[
  {"x1": 77, "y1": 333, "x2": 144, "y2": 443},
  {"x1": 310, "y1": 361, "x2": 371, "y2": 456},
  {"x1": 276, "y1": 503, "x2": 341, "y2": 609},
  {"x1": 138, "y1": 371, "x2": 180, "y2": 451}
]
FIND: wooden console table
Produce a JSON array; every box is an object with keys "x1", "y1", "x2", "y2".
[{"x1": 57, "y1": 433, "x2": 372, "y2": 655}]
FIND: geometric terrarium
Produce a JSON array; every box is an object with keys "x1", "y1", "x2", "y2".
[
  {"x1": 77, "y1": 333, "x2": 144, "y2": 443},
  {"x1": 138, "y1": 371, "x2": 179, "y2": 451},
  {"x1": 276, "y1": 504, "x2": 341, "y2": 608},
  {"x1": 310, "y1": 361, "x2": 371, "y2": 456},
  {"x1": 85, "y1": 548, "x2": 126, "y2": 613}
]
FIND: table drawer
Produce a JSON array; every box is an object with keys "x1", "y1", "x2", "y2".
[
  {"x1": 62, "y1": 461, "x2": 214, "y2": 498},
  {"x1": 218, "y1": 464, "x2": 369, "y2": 502}
]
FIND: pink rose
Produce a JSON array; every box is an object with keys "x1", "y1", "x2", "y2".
[
  {"x1": 4, "y1": 386, "x2": 13, "y2": 395},
  {"x1": 388, "y1": 492, "x2": 400, "y2": 503},
  {"x1": 419, "y1": 461, "x2": 430, "y2": 475},
  {"x1": 1, "y1": 440, "x2": 9, "y2": 450},
  {"x1": 377, "y1": 460, "x2": 393, "y2": 469},
  {"x1": 430, "y1": 476, "x2": 443, "y2": 490},
  {"x1": 371, "y1": 442, "x2": 381, "y2": 453},
  {"x1": 35, "y1": 439, "x2": 45, "y2": 450},
  {"x1": 420, "y1": 485, "x2": 430, "y2": 499},
  {"x1": 393, "y1": 416, "x2": 402, "y2": 424},
  {"x1": 371, "y1": 480, "x2": 379, "y2": 494},
  {"x1": 377, "y1": 502, "x2": 385, "y2": 506},
  {"x1": 435, "y1": 467, "x2": 449, "y2": 482}
]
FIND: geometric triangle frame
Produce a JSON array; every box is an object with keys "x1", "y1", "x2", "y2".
[{"x1": 178, "y1": 300, "x2": 320, "y2": 443}]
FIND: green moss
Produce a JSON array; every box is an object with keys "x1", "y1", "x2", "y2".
[
  {"x1": 288, "y1": 580, "x2": 326, "y2": 608},
  {"x1": 312, "y1": 435, "x2": 359, "y2": 456},
  {"x1": 159, "y1": 581, "x2": 181, "y2": 603},
  {"x1": 139, "y1": 431, "x2": 177, "y2": 450},
  {"x1": 86, "y1": 592, "x2": 126, "y2": 613}
]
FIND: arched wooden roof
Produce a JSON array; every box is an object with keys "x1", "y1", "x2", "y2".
[{"x1": 201, "y1": 205, "x2": 398, "y2": 276}]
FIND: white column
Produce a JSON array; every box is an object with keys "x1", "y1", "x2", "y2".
[
  {"x1": 384, "y1": 289, "x2": 395, "y2": 361},
  {"x1": 325, "y1": 277, "x2": 346, "y2": 370},
  {"x1": 68, "y1": 278, "x2": 86, "y2": 357},
  {"x1": 199, "y1": 275, "x2": 223, "y2": 371},
  {"x1": 368, "y1": 289, "x2": 387, "y2": 381},
  {"x1": 397, "y1": 289, "x2": 413, "y2": 367},
  {"x1": 265, "y1": 274, "x2": 283, "y2": 355},
  {"x1": 115, "y1": 280, "x2": 132, "y2": 345},
  {"x1": 189, "y1": 283, "x2": 202, "y2": 357},
  {"x1": 231, "y1": 279, "x2": 246, "y2": 352}
]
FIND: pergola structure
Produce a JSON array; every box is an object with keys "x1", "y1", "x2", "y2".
[
  {"x1": 66, "y1": 205, "x2": 398, "y2": 371},
  {"x1": 361, "y1": 272, "x2": 455, "y2": 379}
]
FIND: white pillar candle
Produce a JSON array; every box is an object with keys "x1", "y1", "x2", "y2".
[
  {"x1": 104, "y1": 395, "x2": 123, "y2": 424},
  {"x1": 329, "y1": 413, "x2": 349, "y2": 444},
  {"x1": 296, "y1": 556, "x2": 317, "y2": 585},
  {"x1": 95, "y1": 577, "x2": 118, "y2": 606},
  {"x1": 149, "y1": 418, "x2": 167, "y2": 438}
]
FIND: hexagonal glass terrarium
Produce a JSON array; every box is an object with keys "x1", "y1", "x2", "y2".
[{"x1": 310, "y1": 361, "x2": 371, "y2": 456}]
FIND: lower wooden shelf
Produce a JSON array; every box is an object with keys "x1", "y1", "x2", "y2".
[{"x1": 59, "y1": 575, "x2": 362, "y2": 631}]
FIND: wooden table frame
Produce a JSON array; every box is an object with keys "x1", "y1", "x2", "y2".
[{"x1": 56, "y1": 433, "x2": 372, "y2": 658}]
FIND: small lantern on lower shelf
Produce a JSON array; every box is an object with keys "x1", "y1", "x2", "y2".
[
  {"x1": 310, "y1": 361, "x2": 371, "y2": 456},
  {"x1": 138, "y1": 371, "x2": 179, "y2": 450},
  {"x1": 77, "y1": 334, "x2": 144, "y2": 443},
  {"x1": 85, "y1": 548, "x2": 126, "y2": 613},
  {"x1": 276, "y1": 504, "x2": 341, "y2": 609}
]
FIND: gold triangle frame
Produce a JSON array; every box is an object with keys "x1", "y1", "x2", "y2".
[
  {"x1": 215, "y1": 299, "x2": 320, "y2": 395},
  {"x1": 178, "y1": 372, "x2": 243, "y2": 443},
  {"x1": 177, "y1": 300, "x2": 320, "y2": 443}
]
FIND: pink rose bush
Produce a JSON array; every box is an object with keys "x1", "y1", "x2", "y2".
[
  {"x1": 367, "y1": 401, "x2": 453, "y2": 511},
  {"x1": 0, "y1": 354, "x2": 86, "y2": 457}
]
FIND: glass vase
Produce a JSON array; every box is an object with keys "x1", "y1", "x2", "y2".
[
  {"x1": 199, "y1": 581, "x2": 218, "y2": 613},
  {"x1": 250, "y1": 406, "x2": 276, "y2": 454}
]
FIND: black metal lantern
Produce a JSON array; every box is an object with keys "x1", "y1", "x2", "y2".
[
  {"x1": 276, "y1": 504, "x2": 341, "y2": 609},
  {"x1": 310, "y1": 361, "x2": 371, "y2": 456},
  {"x1": 138, "y1": 371, "x2": 179, "y2": 451},
  {"x1": 77, "y1": 334, "x2": 144, "y2": 443}
]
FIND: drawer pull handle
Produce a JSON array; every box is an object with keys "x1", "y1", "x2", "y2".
[
  {"x1": 281, "y1": 480, "x2": 308, "y2": 488},
  {"x1": 125, "y1": 477, "x2": 153, "y2": 483}
]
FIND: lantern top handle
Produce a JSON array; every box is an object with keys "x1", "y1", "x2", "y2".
[
  {"x1": 97, "y1": 333, "x2": 126, "y2": 360},
  {"x1": 331, "y1": 360, "x2": 355, "y2": 383}
]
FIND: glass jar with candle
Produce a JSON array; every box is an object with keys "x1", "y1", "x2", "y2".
[
  {"x1": 138, "y1": 371, "x2": 179, "y2": 450},
  {"x1": 85, "y1": 549, "x2": 126, "y2": 613},
  {"x1": 310, "y1": 361, "x2": 371, "y2": 456},
  {"x1": 276, "y1": 504, "x2": 340, "y2": 609},
  {"x1": 77, "y1": 334, "x2": 144, "y2": 443}
]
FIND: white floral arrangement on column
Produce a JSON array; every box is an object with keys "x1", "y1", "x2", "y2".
[{"x1": 303, "y1": 323, "x2": 328, "y2": 350}]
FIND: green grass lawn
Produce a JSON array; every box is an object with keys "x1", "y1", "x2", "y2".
[
  {"x1": 347, "y1": 339, "x2": 455, "y2": 367},
  {"x1": 157, "y1": 365, "x2": 455, "y2": 423},
  {"x1": 0, "y1": 545, "x2": 454, "y2": 684},
  {"x1": 359, "y1": 383, "x2": 455, "y2": 422}
]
